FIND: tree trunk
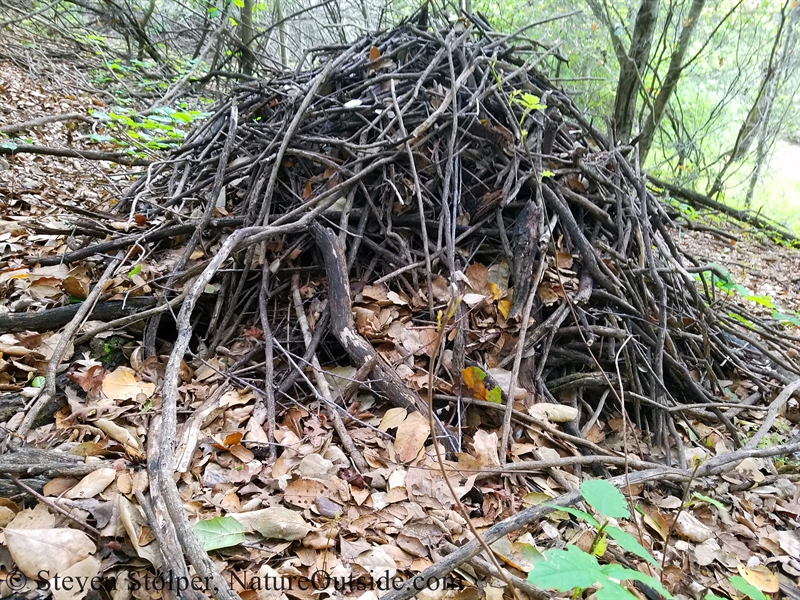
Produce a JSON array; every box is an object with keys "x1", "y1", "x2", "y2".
[
  {"x1": 240, "y1": 0, "x2": 256, "y2": 75},
  {"x1": 638, "y1": 0, "x2": 707, "y2": 162},
  {"x1": 275, "y1": 0, "x2": 287, "y2": 68},
  {"x1": 707, "y1": 0, "x2": 792, "y2": 198},
  {"x1": 612, "y1": 0, "x2": 660, "y2": 144}
]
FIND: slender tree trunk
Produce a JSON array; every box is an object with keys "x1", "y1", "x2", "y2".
[
  {"x1": 275, "y1": 0, "x2": 287, "y2": 68},
  {"x1": 612, "y1": 0, "x2": 660, "y2": 143},
  {"x1": 638, "y1": 0, "x2": 707, "y2": 162},
  {"x1": 240, "y1": 0, "x2": 255, "y2": 75},
  {"x1": 137, "y1": 0, "x2": 156, "y2": 60},
  {"x1": 707, "y1": 0, "x2": 791, "y2": 198}
]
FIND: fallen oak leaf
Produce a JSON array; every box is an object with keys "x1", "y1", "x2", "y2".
[
  {"x1": 4, "y1": 528, "x2": 96, "y2": 579},
  {"x1": 102, "y1": 367, "x2": 155, "y2": 401}
]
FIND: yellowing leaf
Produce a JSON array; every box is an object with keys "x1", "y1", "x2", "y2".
[
  {"x1": 488, "y1": 282, "x2": 502, "y2": 300},
  {"x1": 738, "y1": 565, "x2": 779, "y2": 593},
  {"x1": 497, "y1": 299, "x2": 511, "y2": 318},
  {"x1": 462, "y1": 366, "x2": 486, "y2": 391},
  {"x1": 486, "y1": 386, "x2": 502, "y2": 404},
  {"x1": 369, "y1": 46, "x2": 381, "y2": 62},
  {"x1": 593, "y1": 534, "x2": 608, "y2": 557},
  {"x1": 102, "y1": 367, "x2": 155, "y2": 401}
]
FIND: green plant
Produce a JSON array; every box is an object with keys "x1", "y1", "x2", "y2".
[
  {"x1": 527, "y1": 479, "x2": 671, "y2": 600},
  {"x1": 509, "y1": 90, "x2": 546, "y2": 140},
  {"x1": 89, "y1": 106, "x2": 210, "y2": 152}
]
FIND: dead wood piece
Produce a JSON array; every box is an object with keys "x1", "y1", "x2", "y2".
[
  {"x1": 648, "y1": 175, "x2": 797, "y2": 242},
  {"x1": 0, "y1": 448, "x2": 112, "y2": 477},
  {"x1": 0, "y1": 297, "x2": 158, "y2": 333},
  {"x1": 0, "y1": 113, "x2": 93, "y2": 135},
  {"x1": 0, "y1": 143, "x2": 152, "y2": 165},
  {"x1": 310, "y1": 221, "x2": 457, "y2": 453}
]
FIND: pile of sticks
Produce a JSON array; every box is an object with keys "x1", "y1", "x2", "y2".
[{"x1": 28, "y1": 14, "x2": 800, "y2": 461}]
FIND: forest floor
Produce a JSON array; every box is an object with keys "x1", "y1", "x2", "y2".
[{"x1": 2, "y1": 55, "x2": 800, "y2": 600}]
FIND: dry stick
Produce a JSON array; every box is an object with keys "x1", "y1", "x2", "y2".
[
  {"x1": 698, "y1": 440, "x2": 800, "y2": 478},
  {"x1": 500, "y1": 261, "x2": 542, "y2": 466},
  {"x1": 0, "y1": 143, "x2": 151, "y2": 166},
  {"x1": 440, "y1": 541, "x2": 552, "y2": 600},
  {"x1": 0, "y1": 112, "x2": 91, "y2": 135},
  {"x1": 15, "y1": 252, "x2": 124, "y2": 439},
  {"x1": 74, "y1": 290, "x2": 188, "y2": 345},
  {"x1": 290, "y1": 273, "x2": 369, "y2": 473},
  {"x1": 258, "y1": 264, "x2": 278, "y2": 462},
  {"x1": 144, "y1": 415, "x2": 205, "y2": 600},
  {"x1": 10, "y1": 476, "x2": 102, "y2": 538},
  {"x1": 380, "y1": 467, "x2": 679, "y2": 600},
  {"x1": 744, "y1": 379, "x2": 800, "y2": 450},
  {"x1": 389, "y1": 78, "x2": 434, "y2": 318},
  {"x1": 134, "y1": 489, "x2": 179, "y2": 600},
  {"x1": 475, "y1": 454, "x2": 678, "y2": 479},
  {"x1": 426, "y1": 301, "x2": 522, "y2": 600}
]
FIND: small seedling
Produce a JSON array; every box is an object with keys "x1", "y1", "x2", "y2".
[{"x1": 527, "y1": 479, "x2": 671, "y2": 599}]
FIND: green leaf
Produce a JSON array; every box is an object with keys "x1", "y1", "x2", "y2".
[
  {"x1": 520, "y1": 543, "x2": 544, "y2": 565},
  {"x1": 31, "y1": 376, "x2": 46, "y2": 388},
  {"x1": 1, "y1": 141, "x2": 17, "y2": 150},
  {"x1": 600, "y1": 564, "x2": 673, "y2": 599},
  {"x1": 527, "y1": 546, "x2": 604, "y2": 591},
  {"x1": 773, "y1": 310, "x2": 800, "y2": 327},
  {"x1": 228, "y1": 16, "x2": 238, "y2": 26},
  {"x1": 705, "y1": 594, "x2": 729, "y2": 600},
  {"x1": 605, "y1": 526, "x2": 659, "y2": 568},
  {"x1": 580, "y1": 479, "x2": 630, "y2": 519},
  {"x1": 233, "y1": 0, "x2": 244, "y2": 7},
  {"x1": 729, "y1": 576, "x2": 766, "y2": 600},
  {"x1": 543, "y1": 504, "x2": 601, "y2": 528},
  {"x1": 128, "y1": 264, "x2": 142, "y2": 278},
  {"x1": 486, "y1": 386, "x2": 502, "y2": 404},
  {"x1": 594, "y1": 580, "x2": 639, "y2": 600},
  {"x1": 194, "y1": 516, "x2": 245, "y2": 551},
  {"x1": 692, "y1": 492, "x2": 725, "y2": 512}
]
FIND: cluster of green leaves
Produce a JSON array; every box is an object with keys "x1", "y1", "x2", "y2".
[
  {"x1": 528, "y1": 479, "x2": 670, "y2": 600},
  {"x1": 88, "y1": 106, "x2": 210, "y2": 152},
  {"x1": 695, "y1": 263, "x2": 800, "y2": 328},
  {"x1": 528, "y1": 479, "x2": 767, "y2": 600},
  {"x1": 509, "y1": 90, "x2": 546, "y2": 139}
]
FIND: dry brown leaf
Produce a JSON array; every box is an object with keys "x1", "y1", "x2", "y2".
[
  {"x1": 527, "y1": 403, "x2": 578, "y2": 423},
  {"x1": 379, "y1": 407, "x2": 407, "y2": 431},
  {"x1": 471, "y1": 430, "x2": 500, "y2": 467},
  {"x1": 64, "y1": 467, "x2": 116, "y2": 499},
  {"x1": 5, "y1": 503, "x2": 55, "y2": 530},
  {"x1": 4, "y1": 528, "x2": 95, "y2": 578},
  {"x1": 675, "y1": 512, "x2": 713, "y2": 543},
  {"x1": 232, "y1": 506, "x2": 312, "y2": 541},
  {"x1": 118, "y1": 495, "x2": 161, "y2": 567},
  {"x1": 94, "y1": 418, "x2": 143, "y2": 454},
  {"x1": 394, "y1": 411, "x2": 430, "y2": 463},
  {"x1": 43, "y1": 477, "x2": 79, "y2": 497},
  {"x1": 283, "y1": 478, "x2": 329, "y2": 509},
  {"x1": 102, "y1": 367, "x2": 155, "y2": 401},
  {"x1": 50, "y1": 556, "x2": 100, "y2": 600},
  {"x1": 353, "y1": 547, "x2": 397, "y2": 579}
]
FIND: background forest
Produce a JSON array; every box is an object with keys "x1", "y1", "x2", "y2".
[{"x1": 2, "y1": 0, "x2": 799, "y2": 232}]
